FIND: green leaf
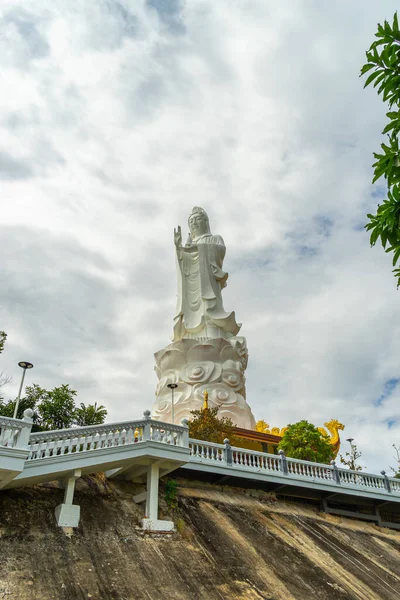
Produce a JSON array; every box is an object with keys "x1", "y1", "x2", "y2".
[
  {"x1": 392, "y1": 247, "x2": 400, "y2": 266},
  {"x1": 388, "y1": 231, "x2": 399, "y2": 247},
  {"x1": 371, "y1": 39, "x2": 388, "y2": 48},
  {"x1": 384, "y1": 20, "x2": 392, "y2": 34},
  {"x1": 373, "y1": 72, "x2": 386, "y2": 88},
  {"x1": 370, "y1": 228, "x2": 380, "y2": 246},
  {"x1": 364, "y1": 69, "x2": 384, "y2": 88},
  {"x1": 373, "y1": 164, "x2": 389, "y2": 183},
  {"x1": 360, "y1": 63, "x2": 376, "y2": 75},
  {"x1": 383, "y1": 121, "x2": 399, "y2": 134},
  {"x1": 393, "y1": 12, "x2": 399, "y2": 33}
]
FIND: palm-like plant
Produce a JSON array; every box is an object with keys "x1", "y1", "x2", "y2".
[{"x1": 74, "y1": 402, "x2": 107, "y2": 426}]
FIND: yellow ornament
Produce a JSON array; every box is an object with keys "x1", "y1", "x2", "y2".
[{"x1": 203, "y1": 390, "x2": 209, "y2": 410}]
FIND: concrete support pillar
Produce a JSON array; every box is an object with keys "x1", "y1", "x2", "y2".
[
  {"x1": 141, "y1": 462, "x2": 175, "y2": 532},
  {"x1": 145, "y1": 462, "x2": 159, "y2": 521},
  {"x1": 55, "y1": 469, "x2": 81, "y2": 528}
]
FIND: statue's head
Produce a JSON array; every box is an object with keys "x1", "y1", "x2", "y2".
[{"x1": 188, "y1": 206, "x2": 210, "y2": 238}]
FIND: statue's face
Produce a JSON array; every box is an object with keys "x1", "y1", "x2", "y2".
[{"x1": 189, "y1": 212, "x2": 208, "y2": 237}]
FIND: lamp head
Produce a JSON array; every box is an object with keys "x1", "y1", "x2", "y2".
[{"x1": 18, "y1": 361, "x2": 33, "y2": 370}]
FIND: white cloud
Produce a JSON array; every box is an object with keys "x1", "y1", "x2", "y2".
[{"x1": 1, "y1": 0, "x2": 400, "y2": 473}]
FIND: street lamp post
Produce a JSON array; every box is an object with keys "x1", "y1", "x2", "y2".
[
  {"x1": 167, "y1": 383, "x2": 178, "y2": 425},
  {"x1": 13, "y1": 361, "x2": 34, "y2": 419}
]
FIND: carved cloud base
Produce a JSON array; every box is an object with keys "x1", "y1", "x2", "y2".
[{"x1": 152, "y1": 337, "x2": 256, "y2": 430}]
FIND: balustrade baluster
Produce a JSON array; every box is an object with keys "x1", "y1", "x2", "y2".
[
  {"x1": 59, "y1": 438, "x2": 67, "y2": 455},
  {"x1": 54, "y1": 440, "x2": 61, "y2": 456},
  {"x1": 126, "y1": 427, "x2": 133, "y2": 444},
  {"x1": 116, "y1": 429, "x2": 122, "y2": 446},
  {"x1": 44, "y1": 442, "x2": 51, "y2": 457},
  {"x1": 29, "y1": 443, "x2": 37, "y2": 459}
]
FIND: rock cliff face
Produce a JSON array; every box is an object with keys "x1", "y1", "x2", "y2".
[{"x1": 0, "y1": 475, "x2": 399, "y2": 600}]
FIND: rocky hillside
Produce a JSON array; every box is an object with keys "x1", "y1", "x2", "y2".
[{"x1": 0, "y1": 475, "x2": 399, "y2": 599}]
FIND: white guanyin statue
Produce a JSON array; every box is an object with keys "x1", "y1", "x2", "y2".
[
  {"x1": 152, "y1": 207, "x2": 256, "y2": 430},
  {"x1": 173, "y1": 206, "x2": 240, "y2": 341}
]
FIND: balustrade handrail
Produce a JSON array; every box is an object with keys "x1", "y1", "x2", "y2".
[
  {"x1": 154, "y1": 421, "x2": 188, "y2": 434},
  {"x1": 29, "y1": 420, "x2": 146, "y2": 443},
  {"x1": 188, "y1": 439, "x2": 400, "y2": 491},
  {"x1": 338, "y1": 469, "x2": 385, "y2": 479},
  {"x1": 0, "y1": 416, "x2": 32, "y2": 430},
  {"x1": 189, "y1": 439, "x2": 285, "y2": 460},
  {"x1": 29, "y1": 418, "x2": 187, "y2": 443},
  {"x1": 189, "y1": 439, "x2": 226, "y2": 450},
  {"x1": 387, "y1": 474, "x2": 400, "y2": 483},
  {"x1": 21, "y1": 424, "x2": 400, "y2": 494},
  {"x1": 285, "y1": 456, "x2": 331, "y2": 467}
]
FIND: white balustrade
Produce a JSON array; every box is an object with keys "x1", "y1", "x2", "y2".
[
  {"x1": 189, "y1": 441, "x2": 281, "y2": 472},
  {"x1": 28, "y1": 417, "x2": 189, "y2": 460},
  {"x1": 188, "y1": 439, "x2": 400, "y2": 499},
  {"x1": 338, "y1": 469, "x2": 386, "y2": 489},
  {"x1": 231, "y1": 448, "x2": 281, "y2": 472},
  {"x1": 149, "y1": 422, "x2": 188, "y2": 446},
  {"x1": 19, "y1": 410, "x2": 400, "y2": 502},
  {"x1": 389, "y1": 477, "x2": 400, "y2": 493},
  {"x1": 286, "y1": 457, "x2": 334, "y2": 481},
  {"x1": 189, "y1": 440, "x2": 225, "y2": 462},
  {"x1": 0, "y1": 415, "x2": 33, "y2": 449}
]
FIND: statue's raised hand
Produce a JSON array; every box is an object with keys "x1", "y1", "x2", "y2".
[{"x1": 174, "y1": 225, "x2": 182, "y2": 248}]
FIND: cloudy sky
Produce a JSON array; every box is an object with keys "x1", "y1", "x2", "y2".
[{"x1": 1, "y1": 0, "x2": 400, "y2": 473}]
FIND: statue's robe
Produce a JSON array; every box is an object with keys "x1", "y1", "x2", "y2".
[{"x1": 173, "y1": 234, "x2": 241, "y2": 341}]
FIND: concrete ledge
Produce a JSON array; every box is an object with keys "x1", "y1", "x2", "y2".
[
  {"x1": 55, "y1": 503, "x2": 80, "y2": 528},
  {"x1": 141, "y1": 518, "x2": 175, "y2": 532}
]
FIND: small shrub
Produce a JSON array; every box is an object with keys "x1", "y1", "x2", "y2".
[
  {"x1": 164, "y1": 479, "x2": 178, "y2": 510},
  {"x1": 175, "y1": 517, "x2": 185, "y2": 533}
]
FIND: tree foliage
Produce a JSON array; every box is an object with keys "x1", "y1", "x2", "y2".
[
  {"x1": 339, "y1": 442, "x2": 364, "y2": 471},
  {"x1": 389, "y1": 443, "x2": 400, "y2": 478},
  {"x1": 188, "y1": 406, "x2": 238, "y2": 445},
  {"x1": 277, "y1": 420, "x2": 333, "y2": 464},
  {"x1": 361, "y1": 13, "x2": 400, "y2": 286},
  {"x1": 75, "y1": 402, "x2": 108, "y2": 426},
  {"x1": 0, "y1": 332, "x2": 107, "y2": 429},
  {"x1": 0, "y1": 332, "x2": 7, "y2": 355},
  {"x1": 38, "y1": 384, "x2": 77, "y2": 430},
  {"x1": 0, "y1": 383, "x2": 107, "y2": 431}
]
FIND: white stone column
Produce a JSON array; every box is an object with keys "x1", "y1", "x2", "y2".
[
  {"x1": 145, "y1": 462, "x2": 159, "y2": 521},
  {"x1": 18, "y1": 409, "x2": 34, "y2": 448},
  {"x1": 55, "y1": 469, "x2": 81, "y2": 528},
  {"x1": 141, "y1": 462, "x2": 175, "y2": 532}
]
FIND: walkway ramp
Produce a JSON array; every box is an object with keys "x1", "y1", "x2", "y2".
[{"x1": 6, "y1": 415, "x2": 190, "y2": 489}]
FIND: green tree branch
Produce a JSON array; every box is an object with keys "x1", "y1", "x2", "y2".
[{"x1": 361, "y1": 13, "x2": 400, "y2": 286}]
